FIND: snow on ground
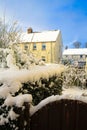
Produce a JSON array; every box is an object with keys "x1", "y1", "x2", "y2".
[{"x1": 62, "y1": 86, "x2": 87, "y2": 96}]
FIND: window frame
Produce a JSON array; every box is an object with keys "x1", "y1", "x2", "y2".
[{"x1": 42, "y1": 43, "x2": 46, "y2": 50}]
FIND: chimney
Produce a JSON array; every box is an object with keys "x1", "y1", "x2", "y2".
[{"x1": 27, "y1": 27, "x2": 33, "y2": 34}]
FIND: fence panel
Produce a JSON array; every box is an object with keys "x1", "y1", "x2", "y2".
[
  {"x1": 48, "y1": 101, "x2": 62, "y2": 130},
  {"x1": 30, "y1": 99, "x2": 87, "y2": 130},
  {"x1": 61, "y1": 99, "x2": 76, "y2": 130},
  {"x1": 76, "y1": 101, "x2": 87, "y2": 130},
  {"x1": 30, "y1": 105, "x2": 49, "y2": 130}
]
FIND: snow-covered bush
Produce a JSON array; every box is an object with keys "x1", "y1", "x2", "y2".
[
  {"x1": 0, "y1": 48, "x2": 10, "y2": 68},
  {"x1": 0, "y1": 45, "x2": 45, "y2": 69},
  {"x1": 10, "y1": 44, "x2": 38, "y2": 69},
  {"x1": 15, "y1": 75, "x2": 63, "y2": 105},
  {"x1": 63, "y1": 66, "x2": 87, "y2": 88},
  {"x1": 0, "y1": 65, "x2": 64, "y2": 105},
  {"x1": 0, "y1": 94, "x2": 31, "y2": 130}
]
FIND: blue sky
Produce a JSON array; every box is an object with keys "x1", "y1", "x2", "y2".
[{"x1": 0, "y1": 0, "x2": 87, "y2": 48}]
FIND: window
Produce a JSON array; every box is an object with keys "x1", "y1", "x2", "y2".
[
  {"x1": 24, "y1": 45, "x2": 28, "y2": 50},
  {"x1": 33, "y1": 43, "x2": 37, "y2": 50},
  {"x1": 42, "y1": 43, "x2": 46, "y2": 50},
  {"x1": 80, "y1": 55, "x2": 83, "y2": 58},
  {"x1": 42, "y1": 56, "x2": 46, "y2": 61}
]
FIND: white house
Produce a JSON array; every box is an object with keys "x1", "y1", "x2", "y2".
[{"x1": 62, "y1": 48, "x2": 87, "y2": 66}]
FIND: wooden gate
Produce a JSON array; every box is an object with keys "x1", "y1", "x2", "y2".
[{"x1": 30, "y1": 99, "x2": 87, "y2": 130}]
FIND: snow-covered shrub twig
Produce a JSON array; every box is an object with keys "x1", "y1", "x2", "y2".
[{"x1": 63, "y1": 66, "x2": 87, "y2": 88}]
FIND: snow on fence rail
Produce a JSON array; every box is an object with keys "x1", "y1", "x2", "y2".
[{"x1": 30, "y1": 93, "x2": 87, "y2": 115}]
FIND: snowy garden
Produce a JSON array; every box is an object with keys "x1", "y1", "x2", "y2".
[
  {"x1": 0, "y1": 45, "x2": 65, "y2": 129},
  {"x1": 0, "y1": 44, "x2": 87, "y2": 129}
]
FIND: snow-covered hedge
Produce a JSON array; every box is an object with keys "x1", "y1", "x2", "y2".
[
  {"x1": 0, "y1": 65, "x2": 64, "y2": 105},
  {"x1": 0, "y1": 94, "x2": 32, "y2": 130},
  {"x1": 0, "y1": 64, "x2": 65, "y2": 129},
  {"x1": 63, "y1": 66, "x2": 87, "y2": 88},
  {"x1": 15, "y1": 74, "x2": 63, "y2": 105}
]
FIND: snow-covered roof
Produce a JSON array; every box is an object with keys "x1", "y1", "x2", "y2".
[
  {"x1": 20, "y1": 30, "x2": 60, "y2": 43},
  {"x1": 63, "y1": 48, "x2": 87, "y2": 55}
]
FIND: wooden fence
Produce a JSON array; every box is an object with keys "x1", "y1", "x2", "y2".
[{"x1": 30, "y1": 99, "x2": 87, "y2": 130}]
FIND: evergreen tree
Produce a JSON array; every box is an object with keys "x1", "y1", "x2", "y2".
[
  {"x1": 73, "y1": 41, "x2": 81, "y2": 48},
  {"x1": 65, "y1": 45, "x2": 68, "y2": 49}
]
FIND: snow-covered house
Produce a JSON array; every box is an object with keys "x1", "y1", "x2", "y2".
[
  {"x1": 19, "y1": 28, "x2": 63, "y2": 63},
  {"x1": 62, "y1": 48, "x2": 87, "y2": 66}
]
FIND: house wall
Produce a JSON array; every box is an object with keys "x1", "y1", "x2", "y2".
[
  {"x1": 54, "y1": 31, "x2": 63, "y2": 63},
  {"x1": 63, "y1": 55, "x2": 86, "y2": 61},
  {"x1": 28, "y1": 42, "x2": 56, "y2": 63},
  {"x1": 18, "y1": 42, "x2": 55, "y2": 63}
]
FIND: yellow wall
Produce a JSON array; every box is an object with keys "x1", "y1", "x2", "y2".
[
  {"x1": 54, "y1": 31, "x2": 63, "y2": 63},
  {"x1": 18, "y1": 42, "x2": 56, "y2": 63},
  {"x1": 31, "y1": 42, "x2": 55, "y2": 63}
]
